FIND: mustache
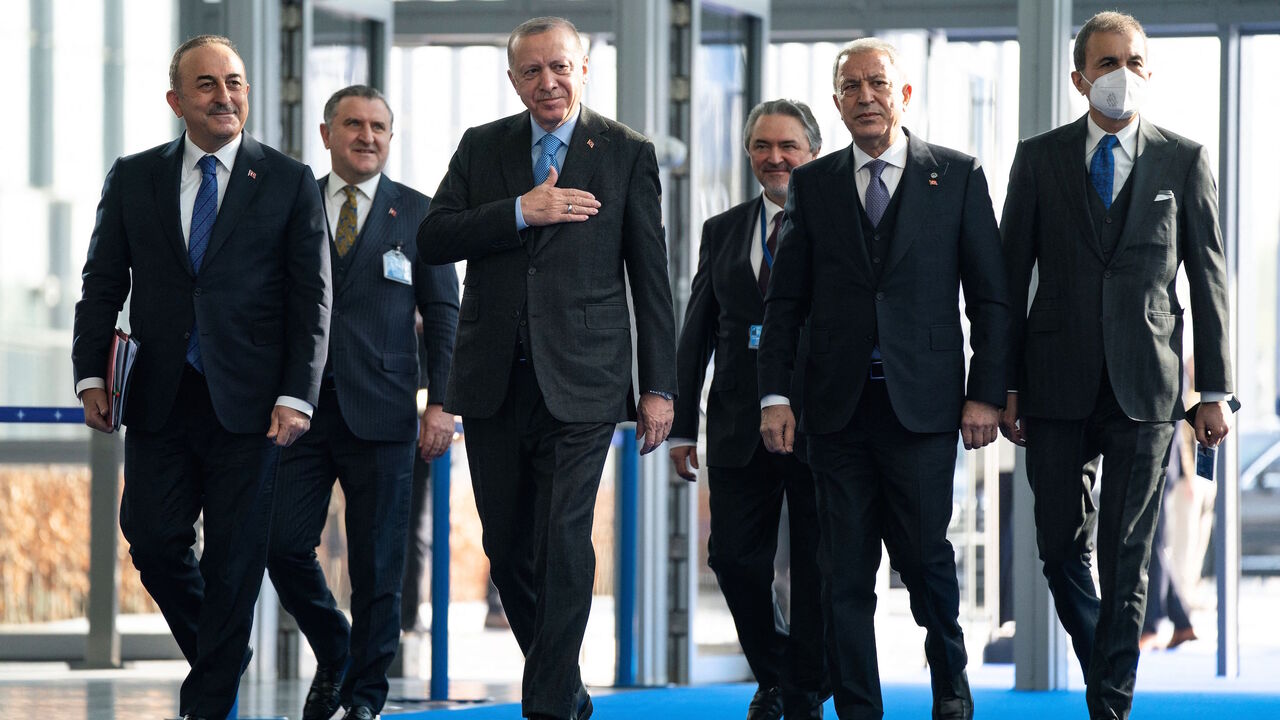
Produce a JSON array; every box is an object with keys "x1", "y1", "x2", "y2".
[{"x1": 207, "y1": 103, "x2": 239, "y2": 115}]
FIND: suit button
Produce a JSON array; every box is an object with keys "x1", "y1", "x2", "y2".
[
  {"x1": 193, "y1": 288, "x2": 202, "y2": 297},
  {"x1": 1104, "y1": 216, "x2": 1113, "y2": 224},
  {"x1": 872, "y1": 256, "x2": 882, "y2": 264},
  {"x1": 528, "y1": 267, "x2": 536, "y2": 276},
  {"x1": 520, "y1": 319, "x2": 527, "y2": 327},
  {"x1": 875, "y1": 291, "x2": 885, "y2": 301},
  {"x1": 1104, "y1": 270, "x2": 1113, "y2": 279},
  {"x1": 183, "y1": 331, "x2": 191, "y2": 340},
  {"x1": 511, "y1": 310, "x2": 520, "y2": 318}
]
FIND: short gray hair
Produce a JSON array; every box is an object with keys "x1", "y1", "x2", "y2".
[
  {"x1": 169, "y1": 35, "x2": 239, "y2": 91},
  {"x1": 323, "y1": 85, "x2": 394, "y2": 129},
  {"x1": 1073, "y1": 11, "x2": 1147, "y2": 72},
  {"x1": 742, "y1": 99, "x2": 822, "y2": 155},
  {"x1": 507, "y1": 16, "x2": 583, "y2": 68},
  {"x1": 832, "y1": 37, "x2": 904, "y2": 91}
]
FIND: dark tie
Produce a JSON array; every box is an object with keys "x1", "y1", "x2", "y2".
[
  {"x1": 758, "y1": 210, "x2": 781, "y2": 297},
  {"x1": 864, "y1": 158, "x2": 889, "y2": 226},
  {"x1": 1090, "y1": 134, "x2": 1119, "y2": 209},
  {"x1": 186, "y1": 154, "x2": 218, "y2": 372},
  {"x1": 534, "y1": 133, "x2": 563, "y2": 184},
  {"x1": 334, "y1": 185, "x2": 358, "y2": 257}
]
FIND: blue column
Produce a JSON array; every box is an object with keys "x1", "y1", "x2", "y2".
[
  {"x1": 615, "y1": 432, "x2": 639, "y2": 686},
  {"x1": 430, "y1": 448, "x2": 451, "y2": 700}
]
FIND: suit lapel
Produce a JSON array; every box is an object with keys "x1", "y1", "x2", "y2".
[
  {"x1": 203, "y1": 132, "x2": 266, "y2": 268},
  {"x1": 1112, "y1": 119, "x2": 1172, "y2": 260},
  {"x1": 815, "y1": 145, "x2": 873, "y2": 285},
  {"x1": 341, "y1": 176, "x2": 402, "y2": 295},
  {"x1": 733, "y1": 198, "x2": 766, "y2": 310},
  {"x1": 501, "y1": 113, "x2": 535, "y2": 206},
  {"x1": 883, "y1": 132, "x2": 934, "y2": 277},
  {"x1": 1049, "y1": 115, "x2": 1106, "y2": 262},
  {"x1": 533, "y1": 106, "x2": 607, "y2": 255},
  {"x1": 154, "y1": 135, "x2": 190, "y2": 275}
]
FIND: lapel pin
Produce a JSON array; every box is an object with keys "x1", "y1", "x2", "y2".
[
  {"x1": 247, "y1": 169, "x2": 257, "y2": 180},
  {"x1": 929, "y1": 171, "x2": 938, "y2": 186},
  {"x1": 388, "y1": 207, "x2": 397, "y2": 218},
  {"x1": 587, "y1": 138, "x2": 595, "y2": 149}
]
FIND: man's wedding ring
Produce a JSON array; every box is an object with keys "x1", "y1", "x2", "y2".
[{"x1": 567, "y1": 203, "x2": 573, "y2": 214}]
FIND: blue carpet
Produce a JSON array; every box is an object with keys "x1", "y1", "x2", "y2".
[{"x1": 388, "y1": 682, "x2": 1280, "y2": 719}]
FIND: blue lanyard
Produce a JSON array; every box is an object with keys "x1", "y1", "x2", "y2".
[{"x1": 760, "y1": 203, "x2": 776, "y2": 269}]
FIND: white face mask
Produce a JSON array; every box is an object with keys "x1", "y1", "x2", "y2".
[{"x1": 1082, "y1": 66, "x2": 1147, "y2": 120}]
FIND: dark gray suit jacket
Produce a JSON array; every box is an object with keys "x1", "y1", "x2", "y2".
[
  {"x1": 318, "y1": 174, "x2": 459, "y2": 442},
  {"x1": 73, "y1": 132, "x2": 331, "y2": 434},
  {"x1": 418, "y1": 106, "x2": 676, "y2": 423},
  {"x1": 1001, "y1": 114, "x2": 1232, "y2": 422},
  {"x1": 674, "y1": 197, "x2": 809, "y2": 467},
  {"x1": 758, "y1": 131, "x2": 1009, "y2": 435}
]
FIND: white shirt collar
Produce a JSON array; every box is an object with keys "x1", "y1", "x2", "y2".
[
  {"x1": 326, "y1": 172, "x2": 382, "y2": 203},
  {"x1": 851, "y1": 131, "x2": 910, "y2": 172},
  {"x1": 761, "y1": 192, "x2": 783, "y2": 220},
  {"x1": 183, "y1": 132, "x2": 242, "y2": 174},
  {"x1": 1085, "y1": 114, "x2": 1139, "y2": 160}
]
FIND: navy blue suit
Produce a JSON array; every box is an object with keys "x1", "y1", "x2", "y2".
[
  {"x1": 267, "y1": 173, "x2": 458, "y2": 713},
  {"x1": 72, "y1": 131, "x2": 331, "y2": 718}
]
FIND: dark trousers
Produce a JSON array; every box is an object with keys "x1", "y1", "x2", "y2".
[
  {"x1": 807, "y1": 379, "x2": 966, "y2": 720},
  {"x1": 267, "y1": 387, "x2": 415, "y2": 713},
  {"x1": 1025, "y1": 373, "x2": 1175, "y2": 720},
  {"x1": 463, "y1": 362, "x2": 614, "y2": 720},
  {"x1": 707, "y1": 446, "x2": 826, "y2": 705},
  {"x1": 121, "y1": 364, "x2": 275, "y2": 719},
  {"x1": 401, "y1": 454, "x2": 432, "y2": 632}
]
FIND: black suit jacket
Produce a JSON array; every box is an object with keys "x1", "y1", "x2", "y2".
[
  {"x1": 674, "y1": 197, "x2": 808, "y2": 467},
  {"x1": 73, "y1": 132, "x2": 331, "y2": 434},
  {"x1": 318, "y1": 174, "x2": 459, "y2": 442},
  {"x1": 1001, "y1": 115, "x2": 1232, "y2": 422},
  {"x1": 418, "y1": 106, "x2": 676, "y2": 423},
  {"x1": 758, "y1": 131, "x2": 1009, "y2": 435}
]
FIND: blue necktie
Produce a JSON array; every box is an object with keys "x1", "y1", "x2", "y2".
[
  {"x1": 186, "y1": 154, "x2": 218, "y2": 372},
  {"x1": 864, "y1": 158, "x2": 889, "y2": 226},
  {"x1": 534, "y1": 133, "x2": 562, "y2": 185},
  {"x1": 1090, "y1": 134, "x2": 1119, "y2": 209}
]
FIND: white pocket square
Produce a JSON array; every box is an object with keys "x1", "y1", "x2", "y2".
[{"x1": 1154, "y1": 190, "x2": 1175, "y2": 202}]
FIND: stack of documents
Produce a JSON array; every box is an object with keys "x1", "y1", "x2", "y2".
[{"x1": 107, "y1": 329, "x2": 139, "y2": 431}]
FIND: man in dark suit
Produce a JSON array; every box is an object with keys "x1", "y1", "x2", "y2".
[
  {"x1": 418, "y1": 15, "x2": 676, "y2": 720},
  {"x1": 998, "y1": 12, "x2": 1232, "y2": 719},
  {"x1": 72, "y1": 35, "x2": 331, "y2": 720},
  {"x1": 266, "y1": 86, "x2": 460, "y2": 720},
  {"x1": 670, "y1": 98, "x2": 827, "y2": 720},
  {"x1": 758, "y1": 38, "x2": 1008, "y2": 720}
]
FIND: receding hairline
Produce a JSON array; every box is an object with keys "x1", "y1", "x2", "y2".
[
  {"x1": 832, "y1": 38, "x2": 905, "y2": 90},
  {"x1": 169, "y1": 34, "x2": 242, "y2": 91},
  {"x1": 507, "y1": 16, "x2": 585, "y2": 68},
  {"x1": 1072, "y1": 11, "x2": 1148, "y2": 72}
]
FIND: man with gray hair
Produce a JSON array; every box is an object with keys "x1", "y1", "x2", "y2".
[
  {"x1": 267, "y1": 84, "x2": 459, "y2": 720},
  {"x1": 419, "y1": 15, "x2": 676, "y2": 720},
  {"x1": 759, "y1": 37, "x2": 1008, "y2": 720},
  {"x1": 670, "y1": 98, "x2": 827, "y2": 720}
]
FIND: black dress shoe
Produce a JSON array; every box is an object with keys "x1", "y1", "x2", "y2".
[
  {"x1": 342, "y1": 706, "x2": 375, "y2": 720},
  {"x1": 746, "y1": 685, "x2": 785, "y2": 720},
  {"x1": 302, "y1": 663, "x2": 348, "y2": 720},
  {"x1": 573, "y1": 684, "x2": 594, "y2": 720},
  {"x1": 930, "y1": 669, "x2": 973, "y2": 720}
]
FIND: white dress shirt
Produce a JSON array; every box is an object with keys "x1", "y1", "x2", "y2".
[
  {"x1": 1084, "y1": 115, "x2": 1138, "y2": 204},
  {"x1": 325, "y1": 172, "x2": 382, "y2": 239}
]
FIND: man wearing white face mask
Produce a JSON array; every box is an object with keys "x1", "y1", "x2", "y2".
[{"x1": 998, "y1": 11, "x2": 1233, "y2": 720}]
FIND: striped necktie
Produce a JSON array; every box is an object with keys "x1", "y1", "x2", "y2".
[{"x1": 185, "y1": 154, "x2": 217, "y2": 372}]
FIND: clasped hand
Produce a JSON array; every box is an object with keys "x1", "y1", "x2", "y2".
[{"x1": 519, "y1": 166, "x2": 601, "y2": 226}]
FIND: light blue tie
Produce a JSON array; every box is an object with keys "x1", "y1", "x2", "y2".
[
  {"x1": 534, "y1": 133, "x2": 562, "y2": 185},
  {"x1": 864, "y1": 158, "x2": 889, "y2": 226},
  {"x1": 1090, "y1": 134, "x2": 1118, "y2": 209},
  {"x1": 186, "y1": 154, "x2": 217, "y2": 373}
]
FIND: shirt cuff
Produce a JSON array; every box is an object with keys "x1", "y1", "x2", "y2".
[
  {"x1": 76, "y1": 377, "x2": 106, "y2": 397},
  {"x1": 668, "y1": 437, "x2": 696, "y2": 449},
  {"x1": 1198, "y1": 391, "x2": 1231, "y2": 403},
  {"x1": 761, "y1": 394, "x2": 790, "y2": 409},
  {"x1": 515, "y1": 197, "x2": 529, "y2": 231},
  {"x1": 276, "y1": 395, "x2": 314, "y2": 418}
]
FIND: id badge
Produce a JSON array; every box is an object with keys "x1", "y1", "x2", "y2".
[
  {"x1": 748, "y1": 324, "x2": 762, "y2": 350},
  {"x1": 383, "y1": 248, "x2": 412, "y2": 286},
  {"x1": 1195, "y1": 443, "x2": 1216, "y2": 481}
]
